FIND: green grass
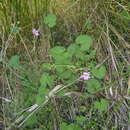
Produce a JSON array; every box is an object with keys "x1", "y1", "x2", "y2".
[{"x1": 0, "y1": 0, "x2": 130, "y2": 129}]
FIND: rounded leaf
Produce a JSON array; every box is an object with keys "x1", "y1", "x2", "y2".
[
  {"x1": 67, "y1": 44, "x2": 78, "y2": 56},
  {"x1": 86, "y1": 79, "x2": 101, "y2": 93},
  {"x1": 75, "y1": 35, "x2": 93, "y2": 51},
  {"x1": 42, "y1": 63, "x2": 52, "y2": 71},
  {"x1": 55, "y1": 66, "x2": 65, "y2": 73},
  {"x1": 59, "y1": 70, "x2": 72, "y2": 79},
  {"x1": 92, "y1": 66, "x2": 106, "y2": 79},
  {"x1": 44, "y1": 14, "x2": 57, "y2": 28},
  {"x1": 49, "y1": 46, "x2": 66, "y2": 56},
  {"x1": 8, "y1": 55, "x2": 20, "y2": 68}
]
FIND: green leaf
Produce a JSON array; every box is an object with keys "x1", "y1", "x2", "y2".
[
  {"x1": 89, "y1": 50, "x2": 96, "y2": 58},
  {"x1": 68, "y1": 124, "x2": 82, "y2": 130},
  {"x1": 49, "y1": 46, "x2": 66, "y2": 57},
  {"x1": 76, "y1": 116, "x2": 86, "y2": 123},
  {"x1": 40, "y1": 72, "x2": 49, "y2": 87},
  {"x1": 47, "y1": 75, "x2": 56, "y2": 87},
  {"x1": 36, "y1": 95, "x2": 45, "y2": 105},
  {"x1": 25, "y1": 114, "x2": 37, "y2": 126},
  {"x1": 42, "y1": 63, "x2": 52, "y2": 71},
  {"x1": 37, "y1": 72, "x2": 54, "y2": 104},
  {"x1": 54, "y1": 53, "x2": 72, "y2": 65},
  {"x1": 86, "y1": 79, "x2": 101, "y2": 94},
  {"x1": 64, "y1": 75, "x2": 78, "y2": 85},
  {"x1": 82, "y1": 92, "x2": 90, "y2": 98},
  {"x1": 50, "y1": 46, "x2": 72, "y2": 65},
  {"x1": 92, "y1": 66, "x2": 106, "y2": 79},
  {"x1": 55, "y1": 56, "x2": 71, "y2": 65},
  {"x1": 36, "y1": 85, "x2": 49, "y2": 104},
  {"x1": 59, "y1": 70, "x2": 72, "y2": 79},
  {"x1": 120, "y1": 11, "x2": 130, "y2": 20},
  {"x1": 40, "y1": 72, "x2": 55, "y2": 87},
  {"x1": 60, "y1": 122, "x2": 69, "y2": 130},
  {"x1": 8, "y1": 55, "x2": 20, "y2": 68},
  {"x1": 44, "y1": 14, "x2": 57, "y2": 28},
  {"x1": 38, "y1": 86, "x2": 50, "y2": 95},
  {"x1": 75, "y1": 35, "x2": 93, "y2": 51},
  {"x1": 67, "y1": 44, "x2": 78, "y2": 56},
  {"x1": 60, "y1": 123, "x2": 82, "y2": 130},
  {"x1": 55, "y1": 65, "x2": 65, "y2": 73},
  {"x1": 36, "y1": 87, "x2": 49, "y2": 104},
  {"x1": 75, "y1": 51, "x2": 86, "y2": 60},
  {"x1": 94, "y1": 99, "x2": 108, "y2": 111}
]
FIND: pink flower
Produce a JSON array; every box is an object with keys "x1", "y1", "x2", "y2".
[
  {"x1": 80, "y1": 72, "x2": 90, "y2": 80},
  {"x1": 32, "y1": 29, "x2": 40, "y2": 36}
]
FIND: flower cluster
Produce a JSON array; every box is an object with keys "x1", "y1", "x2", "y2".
[
  {"x1": 32, "y1": 29, "x2": 40, "y2": 36},
  {"x1": 80, "y1": 72, "x2": 90, "y2": 80}
]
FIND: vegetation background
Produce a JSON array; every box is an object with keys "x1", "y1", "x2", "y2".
[{"x1": 0, "y1": 0, "x2": 130, "y2": 129}]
